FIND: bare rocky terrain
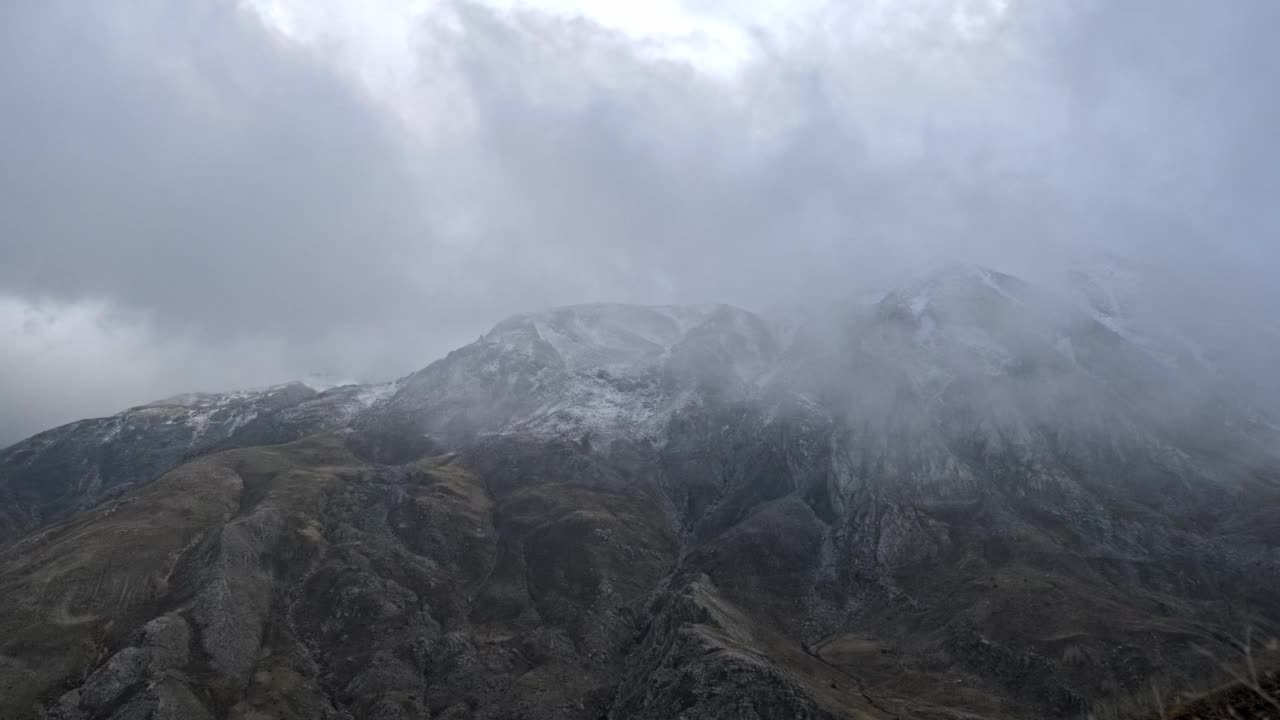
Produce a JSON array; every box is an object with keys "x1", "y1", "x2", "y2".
[{"x1": 1, "y1": 267, "x2": 1278, "y2": 719}]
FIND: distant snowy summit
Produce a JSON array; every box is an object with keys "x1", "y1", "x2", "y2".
[
  {"x1": 3, "y1": 266, "x2": 1279, "y2": 720},
  {"x1": 364, "y1": 302, "x2": 781, "y2": 445},
  {"x1": 34, "y1": 263, "x2": 1257, "y2": 447},
  {"x1": 4, "y1": 263, "x2": 1274, "y2": 542}
]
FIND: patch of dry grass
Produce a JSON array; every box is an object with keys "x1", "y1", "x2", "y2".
[{"x1": 1087, "y1": 628, "x2": 1280, "y2": 720}]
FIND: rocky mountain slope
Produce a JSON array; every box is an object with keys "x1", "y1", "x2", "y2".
[
  {"x1": 1, "y1": 266, "x2": 1277, "y2": 719},
  {"x1": 0, "y1": 381, "x2": 398, "y2": 543}
]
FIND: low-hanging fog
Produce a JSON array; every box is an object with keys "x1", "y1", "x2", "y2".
[{"x1": 1, "y1": 0, "x2": 1277, "y2": 446}]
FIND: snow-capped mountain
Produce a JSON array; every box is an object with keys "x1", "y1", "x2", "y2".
[
  {"x1": 7, "y1": 264, "x2": 1274, "y2": 538},
  {"x1": 6, "y1": 265, "x2": 1273, "y2": 544},
  {"x1": 1, "y1": 266, "x2": 1277, "y2": 720},
  {"x1": 362, "y1": 302, "x2": 780, "y2": 445}
]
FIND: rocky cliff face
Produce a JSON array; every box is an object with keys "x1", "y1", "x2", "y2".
[{"x1": 1, "y1": 267, "x2": 1277, "y2": 719}]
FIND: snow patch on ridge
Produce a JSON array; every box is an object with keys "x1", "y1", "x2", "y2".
[{"x1": 489, "y1": 303, "x2": 723, "y2": 374}]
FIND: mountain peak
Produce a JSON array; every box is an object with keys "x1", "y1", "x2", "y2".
[
  {"x1": 482, "y1": 303, "x2": 731, "y2": 372},
  {"x1": 879, "y1": 263, "x2": 1030, "y2": 319},
  {"x1": 2, "y1": 274, "x2": 1279, "y2": 720}
]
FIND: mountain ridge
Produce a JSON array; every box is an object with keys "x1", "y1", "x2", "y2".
[{"x1": 1, "y1": 265, "x2": 1277, "y2": 719}]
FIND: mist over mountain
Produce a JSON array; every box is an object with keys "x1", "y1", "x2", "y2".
[
  {"x1": 3, "y1": 1, "x2": 1279, "y2": 717},
  {"x1": 1, "y1": 266, "x2": 1278, "y2": 718},
  {"x1": 3, "y1": 0, "x2": 1280, "y2": 443}
]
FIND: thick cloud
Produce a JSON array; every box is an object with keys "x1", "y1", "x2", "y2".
[
  {"x1": 1, "y1": 0, "x2": 1277, "y2": 444},
  {"x1": 1, "y1": 2, "x2": 429, "y2": 335}
]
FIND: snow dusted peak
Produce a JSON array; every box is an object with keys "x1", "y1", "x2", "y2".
[
  {"x1": 880, "y1": 263, "x2": 1030, "y2": 321},
  {"x1": 1058, "y1": 259, "x2": 1217, "y2": 373},
  {"x1": 139, "y1": 382, "x2": 313, "y2": 412},
  {"x1": 483, "y1": 303, "x2": 727, "y2": 374},
  {"x1": 375, "y1": 303, "x2": 781, "y2": 445},
  {"x1": 300, "y1": 371, "x2": 366, "y2": 392},
  {"x1": 123, "y1": 382, "x2": 317, "y2": 442},
  {"x1": 832, "y1": 264, "x2": 1154, "y2": 395},
  {"x1": 1062, "y1": 257, "x2": 1144, "y2": 321},
  {"x1": 142, "y1": 392, "x2": 216, "y2": 409}
]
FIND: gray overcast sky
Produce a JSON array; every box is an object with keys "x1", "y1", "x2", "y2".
[{"x1": 2, "y1": 0, "x2": 1278, "y2": 445}]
